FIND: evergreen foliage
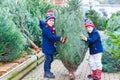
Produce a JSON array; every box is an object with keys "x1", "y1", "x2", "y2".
[
  {"x1": 0, "y1": 0, "x2": 54, "y2": 46},
  {"x1": 102, "y1": 11, "x2": 120, "y2": 72},
  {"x1": 0, "y1": 8, "x2": 28, "y2": 61},
  {"x1": 106, "y1": 32, "x2": 120, "y2": 59},
  {"x1": 25, "y1": 0, "x2": 54, "y2": 46},
  {"x1": 85, "y1": 9, "x2": 107, "y2": 30},
  {"x1": 102, "y1": 34, "x2": 120, "y2": 72},
  {"x1": 106, "y1": 11, "x2": 120, "y2": 32},
  {"x1": 0, "y1": 0, "x2": 54, "y2": 61},
  {"x1": 55, "y1": 0, "x2": 88, "y2": 70}
]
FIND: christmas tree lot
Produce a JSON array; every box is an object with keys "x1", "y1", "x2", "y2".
[
  {"x1": 0, "y1": 0, "x2": 120, "y2": 79},
  {"x1": 55, "y1": 0, "x2": 88, "y2": 79}
]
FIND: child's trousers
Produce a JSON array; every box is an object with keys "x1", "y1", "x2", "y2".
[
  {"x1": 44, "y1": 54, "x2": 54, "y2": 72},
  {"x1": 88, "y1": 53, "x2": 102, "y2": 70}
]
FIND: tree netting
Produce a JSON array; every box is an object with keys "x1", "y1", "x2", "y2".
[{"x1": 55, "y1": 0, "x2": 88, "y2": 71}]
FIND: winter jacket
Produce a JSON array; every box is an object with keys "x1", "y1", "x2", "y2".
[
  {"x1": 39, "y1": 20, "x2": 61, "y2": 54},
  {"x1": 87, "y1": 28, "x2": 103, "y2": 55}
]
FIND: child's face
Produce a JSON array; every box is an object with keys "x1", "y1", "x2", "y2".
[
  {"x1": 85, "y1": 26, "x2": 94, "y2": 33},
  {"x1": 46, "y1": 18, "x2": 55, "y2": 26}
]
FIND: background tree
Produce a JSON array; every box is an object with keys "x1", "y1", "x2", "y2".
[
  {"x1": 0, "y1": 0, "x2": 54, "y2": 61},
  {"x1": 85, "y1": 8, "x2": 107, "y2": 30},
  {"x1": 0, "y1": 7, "x2": 28, "y2": 61},
  {"x1": 101, "y1": 11, "x2": 120, "y2": 72}
]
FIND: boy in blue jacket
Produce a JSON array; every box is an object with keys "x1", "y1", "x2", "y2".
[
  {"x1": 40, "y1": 9, "x2": 67, "y2": 79},
  {"x1": 81, "y1": 22, "x2": 103, "y2": 80}
]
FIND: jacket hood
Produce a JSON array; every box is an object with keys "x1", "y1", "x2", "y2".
[{"x1": 39, "y1": 20, "x2": 46, "y2": 30}]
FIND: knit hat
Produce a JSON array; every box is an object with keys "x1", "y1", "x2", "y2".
[
  {"x1": 46, "y1": 9, "x2": 55, "y2": 22},
  {"x1": 46, "y1": 9, "x2": 54, "y2": 15},
  {"x1": 84, "y1": 23, "x2": 95, "y2": 28},
  {"x1": 84, "y1": 18, "x2": 93, "y2": 24},
  {"x1": 84, "y1": 18, "x2": 95, "y2": 28}
]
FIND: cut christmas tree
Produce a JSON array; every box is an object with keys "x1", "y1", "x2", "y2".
[{"x1": 55, "y1": 0, "x2": 88, "y2": 79}]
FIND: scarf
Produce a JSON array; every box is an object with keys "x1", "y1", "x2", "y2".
[{"x1": 46, "y1": 24, "x2": 56, "y2": 35}]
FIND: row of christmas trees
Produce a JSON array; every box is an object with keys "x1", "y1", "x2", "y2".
[{"x1": 0, "y1": 0, "x2": 53, "y2": 61}]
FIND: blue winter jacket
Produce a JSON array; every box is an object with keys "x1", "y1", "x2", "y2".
[
  {"x1": 87, "y1": 28, "x2": 103, "y2": 55},
  {"x1": 39, "y1": 20, "x2": 61, "y2": 54}
]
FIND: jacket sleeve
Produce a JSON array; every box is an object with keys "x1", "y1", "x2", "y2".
[
  {"x1": 87, "y1": 32, "x2": 99, "y2": 43},
  {"x1": 43, "y1": 27, "x2": 61, "y2": 41},
  {"x1": 39, "y1": 20, "x2": 46, "y2": 29}
]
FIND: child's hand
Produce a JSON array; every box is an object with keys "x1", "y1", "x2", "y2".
[
  {"x1": 61, "y1": 37, "x2": 67, "y2": 44},
  {"x1": 80, "y1": 34, "x2": 87, "y2": 41}
]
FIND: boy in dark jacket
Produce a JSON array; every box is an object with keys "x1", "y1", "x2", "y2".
[
  {"x1": 40, "y1": 9, "x2": 67, "y2": 78},
  {"x1": 81, "y1": 22, "x2": 103, "y2": 80}
]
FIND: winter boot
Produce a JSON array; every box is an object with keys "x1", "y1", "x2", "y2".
[
  {"x1": 47, "y1": 70, "x2": 54, "y2": 75},
  {"x1": 44, "y1": 71, "x2": 55, "y2": 78},
  {"x1": 87, "y1": 70, "x2": 96, "y2": 79},
  {"x1": 93, "y1": 69, "x2": 102, "y2": 80},
  {"x1": 49, "y1": 71, "x2": 54, "y2": 75}
]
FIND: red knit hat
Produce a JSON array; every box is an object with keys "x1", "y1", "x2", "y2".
[
  {"x1": 46, "y1": 9, "x2": 54, "y2": 15},
  {"x1": 84, "y1": 23, "x2": 95, "y2": 28},
  {"x1": 46, "y1": 9, "x2": 55, "y2": 22}
]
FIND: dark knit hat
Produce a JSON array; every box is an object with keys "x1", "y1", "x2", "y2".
[{"x1": 46, "y1": 9, "x2": 55, "y2": 22}]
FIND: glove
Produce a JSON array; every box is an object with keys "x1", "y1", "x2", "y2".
[{"x1": 61, "y1": 37, "x2": 67, "y2": 44}]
